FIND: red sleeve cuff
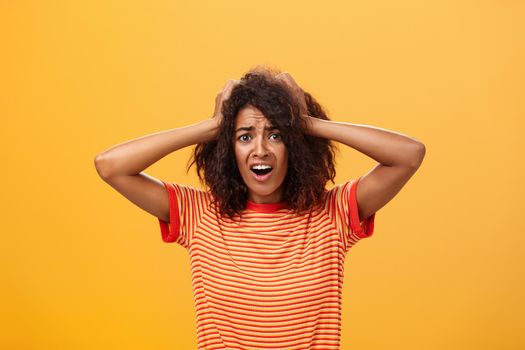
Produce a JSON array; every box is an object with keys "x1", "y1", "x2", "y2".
[
  {"x1": 158, "y1": 181, "x2": 180, "y2": 243},
  {"x1": 349, "y1": 176, "x2": 375, "y2": 239}
]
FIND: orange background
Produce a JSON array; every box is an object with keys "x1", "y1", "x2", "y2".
[{"x1": 1, "y1": 1, "x2": 524, "y2": 349}]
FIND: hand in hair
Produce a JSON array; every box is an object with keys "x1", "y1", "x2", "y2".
[
  {"x1": 212, "y1": 79, "x2": 240, "y2": 127},
  {"x1": 276, "y1": 72, "x2": 308, "y2": 118}
]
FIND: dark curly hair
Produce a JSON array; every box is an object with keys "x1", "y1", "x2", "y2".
[{"x1": 189, "y1": 65, "x2": 337, "y2": 217}]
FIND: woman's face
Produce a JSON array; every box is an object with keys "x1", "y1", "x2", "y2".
[{"x1": 234, "y1": 105, "x2": 288, "y2": 204}]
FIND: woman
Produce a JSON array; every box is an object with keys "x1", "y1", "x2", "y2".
[{"x1": 94, "y1": 66, "x2": 425, "y2": 349}]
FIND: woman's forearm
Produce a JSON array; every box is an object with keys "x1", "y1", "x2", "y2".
[
  {"x1": 306, "y1": 116, "x2": 425, "y2": 167},
  {"x1": 94, "y1": 118, "x2": 219, "y2": 178}
]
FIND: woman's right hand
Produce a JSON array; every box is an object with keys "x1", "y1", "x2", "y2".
[{"x1": 211, "y1": 79, "x2": 240, "y2": 126}]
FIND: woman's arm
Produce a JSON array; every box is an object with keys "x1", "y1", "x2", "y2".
[
  {"x1": 305, "y1": 117, "x2": 425, "y2": 167},
  {"x1": 94, "y1": 119, "x2": 219, "y2": 179},
  {"x1": 276, "y1": 71, "x2": 425, "y2": 221},
  {"x1": 94, "y1": 79, "x2": 238, "y2": 223},
  {"x1": 305, "y1": 116, "x2": 425, "y2": 222}
]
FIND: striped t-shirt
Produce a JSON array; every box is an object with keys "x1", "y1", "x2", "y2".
[{"x1": 158, "y1": 177, "x2": 375, "y2": 350}]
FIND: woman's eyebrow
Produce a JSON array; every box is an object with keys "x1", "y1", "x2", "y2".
[
  {"x1": 235, "y1": 126, "x2": 253, "y2": 133},
  {"x1": 235, "y1": 125, "x2": 279, "y2": 133}
]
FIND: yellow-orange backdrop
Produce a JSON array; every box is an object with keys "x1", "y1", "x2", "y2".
[{"x1": 1, "y1": 1, "x2": 523, "y2": 349}]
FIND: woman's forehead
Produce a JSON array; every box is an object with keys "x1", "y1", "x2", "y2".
[{"x1": 235, "y1": 105, "x2": 273, "y2": 128}]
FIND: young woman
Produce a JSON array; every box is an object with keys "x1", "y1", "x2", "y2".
[{"x1": 94, "y1": 66, "x2": 425, "y2": 350}]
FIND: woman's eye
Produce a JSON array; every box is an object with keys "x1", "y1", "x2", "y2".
[
  {"x1": 269, "y1": 133, "x2": 282, "y2": 141},
  {"x1": 238, "y1": 134, "x2": 251, "y2": 142}
]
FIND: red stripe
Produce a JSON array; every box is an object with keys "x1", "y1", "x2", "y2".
[{"x1": 157, "y1": 181, "x2": 180, "y2": 243}]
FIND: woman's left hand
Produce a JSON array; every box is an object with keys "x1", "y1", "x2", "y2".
[{"x1": 276, "y1": 72, "x2": 308, "y2": 119}]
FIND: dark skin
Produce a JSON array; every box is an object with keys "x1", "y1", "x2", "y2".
[
  {"x1": 94, "y1": 73, "x2": 425, "y2": 224},
  {"x1": 94, "y1": 79, "x2": 237, "y2": 223},
  {"x1": 276, "y1": 72, "x2": 426, "y2": 221}
]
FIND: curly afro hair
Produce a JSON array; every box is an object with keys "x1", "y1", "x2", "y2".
[{"x1": 190, "y1": 65, "x2": 337, "y2": 217}]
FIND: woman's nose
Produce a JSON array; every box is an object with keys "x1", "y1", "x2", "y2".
[{"x1": 253, "y1": 137, "x2": 269, "y2": 158}]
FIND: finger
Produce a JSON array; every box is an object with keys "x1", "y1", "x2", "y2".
[
  {"x1": 277, "y1": 73, "x2": 298, "y2": 90},
  {"x1": 223, "y1": 79, "x2": 238, "y2": 91},
  {"x1": 276, "y1": 72, "x2": 288, "y2": 81},
  {"x1": 222, "y1": 79, "x2": 239, "y2": 100},
  {"x1": 219, "y1": 79, "x2": 235, "y2": 92}
]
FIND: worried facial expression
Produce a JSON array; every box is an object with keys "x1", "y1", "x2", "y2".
[{"x1": 234, "y1": 105, "x2": 289, "y2": 204}]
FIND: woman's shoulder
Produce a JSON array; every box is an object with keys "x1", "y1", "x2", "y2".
[
  {"x1": 164, "y1": 182, "x2": 213, "y2": 201},
  {"x1": 323, "y1": 180, "x2": 354, "y2": 197}
]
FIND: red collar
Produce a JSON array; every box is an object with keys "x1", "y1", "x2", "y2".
[{"x1": 246, "y1": 200, "x2": 289, "y2": 213}]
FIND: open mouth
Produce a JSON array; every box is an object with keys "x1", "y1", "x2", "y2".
[{"x1": 250, "y1": 164, "x2": 273, "y2": 176}]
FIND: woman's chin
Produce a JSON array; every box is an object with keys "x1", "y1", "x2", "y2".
[{"x1": 247, "y1": 187, "x2": 284, "y2": 203}]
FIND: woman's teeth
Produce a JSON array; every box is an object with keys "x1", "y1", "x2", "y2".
[
  {"x1": 252, "y1": 164, "x2": 272, "y2": 170},
  {"x1": 251, "y1": 164, "x2": 273, "y2": 176}
]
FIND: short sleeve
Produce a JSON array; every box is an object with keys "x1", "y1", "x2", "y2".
[
  {"x1": 157, "y1": 181, "x2": 210, "y2": 249},
  {"x1": 325, "y1": 176, "x2": 376, "y2": 252}
]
